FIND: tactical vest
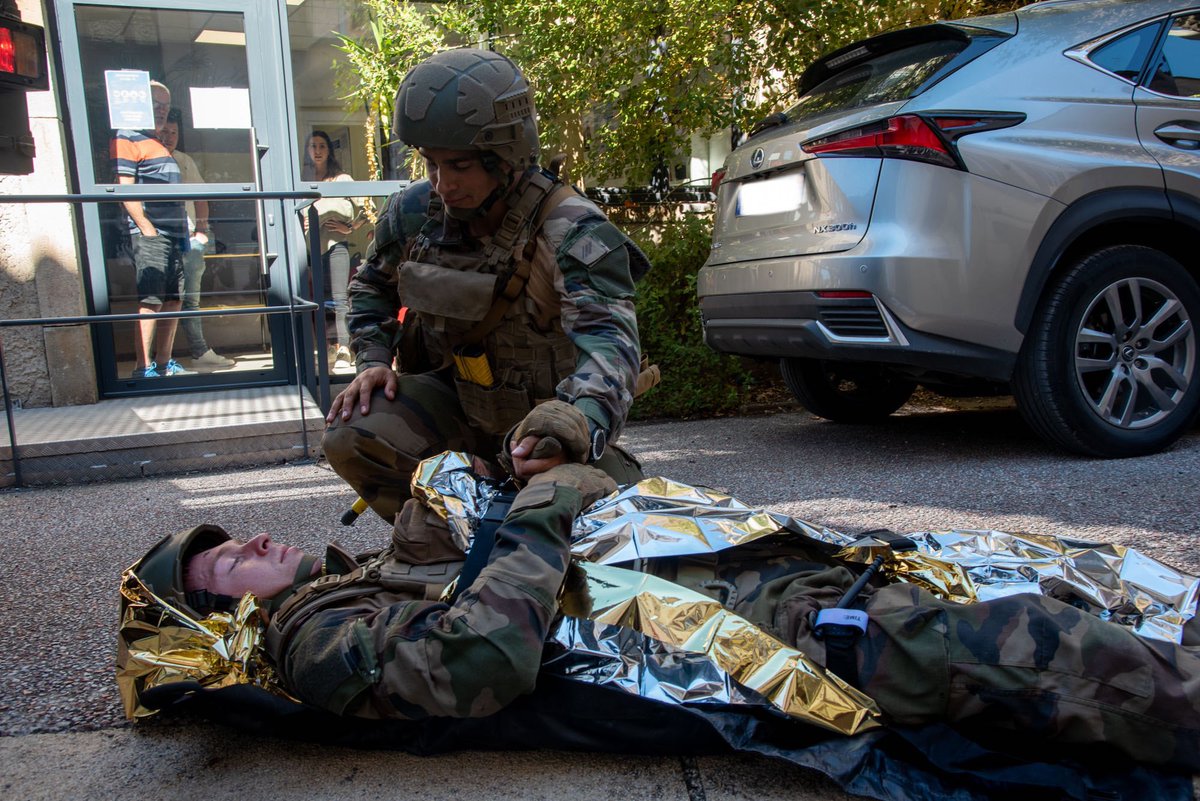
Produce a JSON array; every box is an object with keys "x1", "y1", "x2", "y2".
[{"x1": 397, "y1": 169, "x2": 578, "y2": 436}]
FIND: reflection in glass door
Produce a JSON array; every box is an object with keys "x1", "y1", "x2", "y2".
[{"x1": 61, "y1": 1, "x2": 293, "y2": 391}]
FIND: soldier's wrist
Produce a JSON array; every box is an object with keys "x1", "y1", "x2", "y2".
[
  {"x1": 570, "y1": 400, "x2": 609, "y2": 464},
  {"x1": 357, "y1": 359, "x2": 391, "y2": 374},
  {"x1": 585, "y1": 422, "x2": 606, "y2": 464},
  {"x1": 355, "y1": 344, "x2": 394, "y2": 372}
]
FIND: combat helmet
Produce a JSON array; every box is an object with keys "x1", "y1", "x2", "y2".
[
  {"x1": 394, "y1": 48, "x2": 540, "y2": 171},
  {"x1": 129, "y1": 524, "x2": 234, "y2": 618}
]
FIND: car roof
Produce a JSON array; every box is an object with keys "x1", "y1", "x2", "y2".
[{"x1": 1015, "y1": 0, "x2": 1194, "y2": 24}]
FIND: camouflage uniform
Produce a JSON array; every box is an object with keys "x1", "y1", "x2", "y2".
[
  {"x1": 667, "y1": 550, "x2": 1200, "y2": 771},
  {"x1": 323, "y1": 48, "x2": 647, "y2": 523},
  {"x1": 323, "y1": 177, "x2": 645, "y2": 522},
  {"x1": 267, "y1": 478, "x2": 584, "y2": 719}
]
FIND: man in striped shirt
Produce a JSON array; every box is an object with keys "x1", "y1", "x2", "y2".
[{"x1": 111, "y1": 80, "x2": 194, "y2": 378}]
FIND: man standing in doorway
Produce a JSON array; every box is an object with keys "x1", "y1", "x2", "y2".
[
  {"x1": 112, "y1": 79, "x2": 194, "y2": 378},
  {"x1": 158, "y1": 107, "x2": 235, "y2": 372}
]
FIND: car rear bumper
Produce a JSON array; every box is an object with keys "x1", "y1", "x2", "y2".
[{"x1": 699, "y1": 290, "x2": 1016, "y2": 381}]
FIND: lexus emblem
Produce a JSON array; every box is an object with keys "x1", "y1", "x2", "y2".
[{"x1": 750, "y1": 148, "x2": 765, "y2": 169}]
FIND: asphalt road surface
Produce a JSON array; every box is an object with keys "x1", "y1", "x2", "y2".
[{"x1": 2, "y1": 403, "x2": 1197, "y2": 800}]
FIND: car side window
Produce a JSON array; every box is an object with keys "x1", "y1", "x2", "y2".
[
  {"x1": 1090, "y1": 23, "x2": 1160, "y2": 81},
  {"x1": 1148, "y1": 15, "x2": 1200, "y2": 97}
]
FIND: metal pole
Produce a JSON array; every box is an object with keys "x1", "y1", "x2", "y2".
[
  {"x1": 0, "y1": 331, "x2": 22, "y2": 487},
  {"x1": 250, "y1": 128, "x2": 272, "y2": 285},
  {"x1": 284, "y1": 206, "x2": 310, "y2": 462},
  {"x1": 309, "y1": 204, "x2": 331, "y2": 412}
]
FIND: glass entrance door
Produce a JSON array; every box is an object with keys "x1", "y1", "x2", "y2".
[{"x1": 57, "y1": 0, "x2": 298, "y2": 392}]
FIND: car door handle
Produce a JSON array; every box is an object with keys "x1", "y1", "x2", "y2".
[{"x1": 1153, "y1": 123, "x2": 1200, "y2": 149}]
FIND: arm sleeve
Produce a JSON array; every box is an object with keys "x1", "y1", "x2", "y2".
[
  {"x1": 112, "y1": 132, "x2": 139, "y2": 180},
  {"x1": 552, "y1": 218, "x2": 642, "y2": 439},
  {"x1": 344, "y1": 191, "x2": 407, "y2": 367},
  {"x1": 280, "y1": 482, "x2": 582, "y2": 719}
]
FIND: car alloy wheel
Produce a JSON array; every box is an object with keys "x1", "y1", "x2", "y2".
[
  {"x1": 1073, "y1": 275, "x2": 1195, "y2": 430},
  {"x1": 1014, "y1": 245, "x2": 1200, "y2": 457}
]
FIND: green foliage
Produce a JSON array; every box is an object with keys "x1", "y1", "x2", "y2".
[
  {"x1": 332, "y1": 1, "x2": 476, "y2": 178},
  {"x1": 629, "y1": 215, "x2": 755, "y2": 419},
  {"x1": 337, "y1": 1, "x2": 1033, "y2": 183}
]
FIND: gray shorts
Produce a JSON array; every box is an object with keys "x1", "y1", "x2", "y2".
[{"x1": 132, "y1": 232, "x2": 184, "y2": 307}]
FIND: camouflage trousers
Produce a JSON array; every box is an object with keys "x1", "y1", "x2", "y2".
[
  {"x1": 323, "y1": 370, "x2": 643, "y2": 524},
  {"x1": 769, "y1": 565, "x2": 1200, "y2": 771}
]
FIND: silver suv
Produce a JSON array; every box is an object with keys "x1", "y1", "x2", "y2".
[{"x1": 699, "y1": 0, "x2": 1200, "y2": 457}]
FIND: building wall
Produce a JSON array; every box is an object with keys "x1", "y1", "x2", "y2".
[{"x1": 0, "y1": 0, "x2": 96, "y2": 409}]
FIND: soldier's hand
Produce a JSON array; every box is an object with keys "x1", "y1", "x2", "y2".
[
  {"x1": 506, "y1": 401, "x2": 590, "y2": 480},
  {"x1": 327, "y1": 365, "x2": 397, "y2": 423},
  {"x1": 525, "y1": 463, "x2": 617, "y2": 510}
]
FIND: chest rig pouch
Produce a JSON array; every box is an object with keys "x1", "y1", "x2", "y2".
[
  {"x1": 401, "y1": 169, "x2": 579, "y2": 436},
  {"x1": 398, "y1": 261, "x2": 497, "y2": 330},
  {"x1": 265, "y1": 549, "x2": 464, "y2": 667}
]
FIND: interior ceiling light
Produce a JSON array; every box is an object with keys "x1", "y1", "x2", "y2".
[{"x1": 194, "y1": 29, "x2": 245, "y2": 46}]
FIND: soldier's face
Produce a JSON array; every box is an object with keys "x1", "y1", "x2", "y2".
[
  {"x1": 422, "y1": 148, "x2": 507, "y2": 210},
  {"x1": 186, "y1": 533, "x2": 318, "y2": 600}
]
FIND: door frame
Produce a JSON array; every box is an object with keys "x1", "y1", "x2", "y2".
[{"x1": 53, "y1": 0, "x2": 304, "y2": 397}]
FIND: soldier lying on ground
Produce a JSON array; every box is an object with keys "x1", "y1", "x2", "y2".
[{"x1": 128, "y1": 410, "x2": 1200, "y2": 774}]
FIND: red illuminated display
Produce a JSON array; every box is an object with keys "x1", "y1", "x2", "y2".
[
  {"x1": 0, "y1": 28, "x2": 14, "y2": 75},
  {"x1": 0, "y1": 18, "x2": 47, "y2": 89}
]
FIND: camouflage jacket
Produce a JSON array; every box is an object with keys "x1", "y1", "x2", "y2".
[
  {"x1": 346, "y1": 175, "x2": 646, "y2": 439},
  {"x1": 266, "y1": 480, "x2": 582, "y2": 720}
]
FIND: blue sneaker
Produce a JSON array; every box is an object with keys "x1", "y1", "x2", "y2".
[
  {"x1": 160, "y1": 359, "x2": 196, "y2": 376},
  {"x1": 131, "y1": 361, "x2": 160, "y2": 378}
]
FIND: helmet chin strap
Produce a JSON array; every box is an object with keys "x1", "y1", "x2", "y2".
[
  {"x1": 262, "y1": 553, "x2": 322, "y2": 615},
  {"x1": 443, "y1": 155, "x2": 515, "y2": 221}
]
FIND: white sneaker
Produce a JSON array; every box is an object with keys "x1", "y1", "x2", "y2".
[
  {"x1": 191, "y1": 349, "x2": 236, "y2": 370},
  {"x1": 333, "y1": 346, "x2": 353, "y2": 371}
]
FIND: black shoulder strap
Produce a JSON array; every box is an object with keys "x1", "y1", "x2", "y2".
[{"x1": 448, "y1": 491, "x2": 516, "y2": 602}]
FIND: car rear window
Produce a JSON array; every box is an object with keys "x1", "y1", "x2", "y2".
[
  {"x1": 1088, "y1": 22, "x2": 1161, "y2": 81},
  {"x1": 786, "y1": 26, "x2": 1007, "y2": 121}
]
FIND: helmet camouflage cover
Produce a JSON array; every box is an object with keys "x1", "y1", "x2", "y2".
[{"x1": 394, "y1": 48, "x2": 540, "y2": 170}]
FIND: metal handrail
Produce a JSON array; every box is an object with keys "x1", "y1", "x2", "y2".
[
  {"x1": 0, "y1": 303, "x2": 319, "y2": 328},
  {"x1": 0, "y1": 189, "x2": 333, "y2": 488},
  {"x1": 0, "y1": 190, "x2": 321, "y2": 203}
]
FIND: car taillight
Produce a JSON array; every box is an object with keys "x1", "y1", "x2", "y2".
[
  {"x1": 801, "y1": 112, "x2": 1025, "y2": 171},
  {"x1": 802, "y1": 115, "x2": 958, "y2": 168},
  {"x1": 710, "y1": 168, "x2": 726, "y2": 195}
]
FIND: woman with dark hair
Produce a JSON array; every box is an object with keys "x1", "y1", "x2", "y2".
[{"x1": 302, "y1": 130, "x2": 360, "y2": 371}]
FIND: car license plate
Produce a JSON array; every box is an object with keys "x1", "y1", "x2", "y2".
[{"x1": 736, "y1": 172, "x2": 806, "y2": 216}]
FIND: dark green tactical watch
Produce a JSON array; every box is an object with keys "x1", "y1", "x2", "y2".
[{"x1": 587, "y1": 423, "x2": 607, "y2": 464}]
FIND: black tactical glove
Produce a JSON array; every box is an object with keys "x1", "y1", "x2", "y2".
[{"x1": 525, "y1": 462, "x2": 617, "y2": 510}]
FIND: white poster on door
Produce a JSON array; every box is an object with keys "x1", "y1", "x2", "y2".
[
  {"x1": 190, "y1": 87, "x2": 252, "y2": 129},
  {"x1": 104, "y1": 69, "x2": 153, "y2": 130}
]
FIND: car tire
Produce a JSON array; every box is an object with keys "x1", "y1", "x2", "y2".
[
  {"x1": 780, "y1": 358, "x2": 916, "y2": 423},
  {"x1": 1013, "y1": 244, "x2": 1200, "y2": 457}
]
